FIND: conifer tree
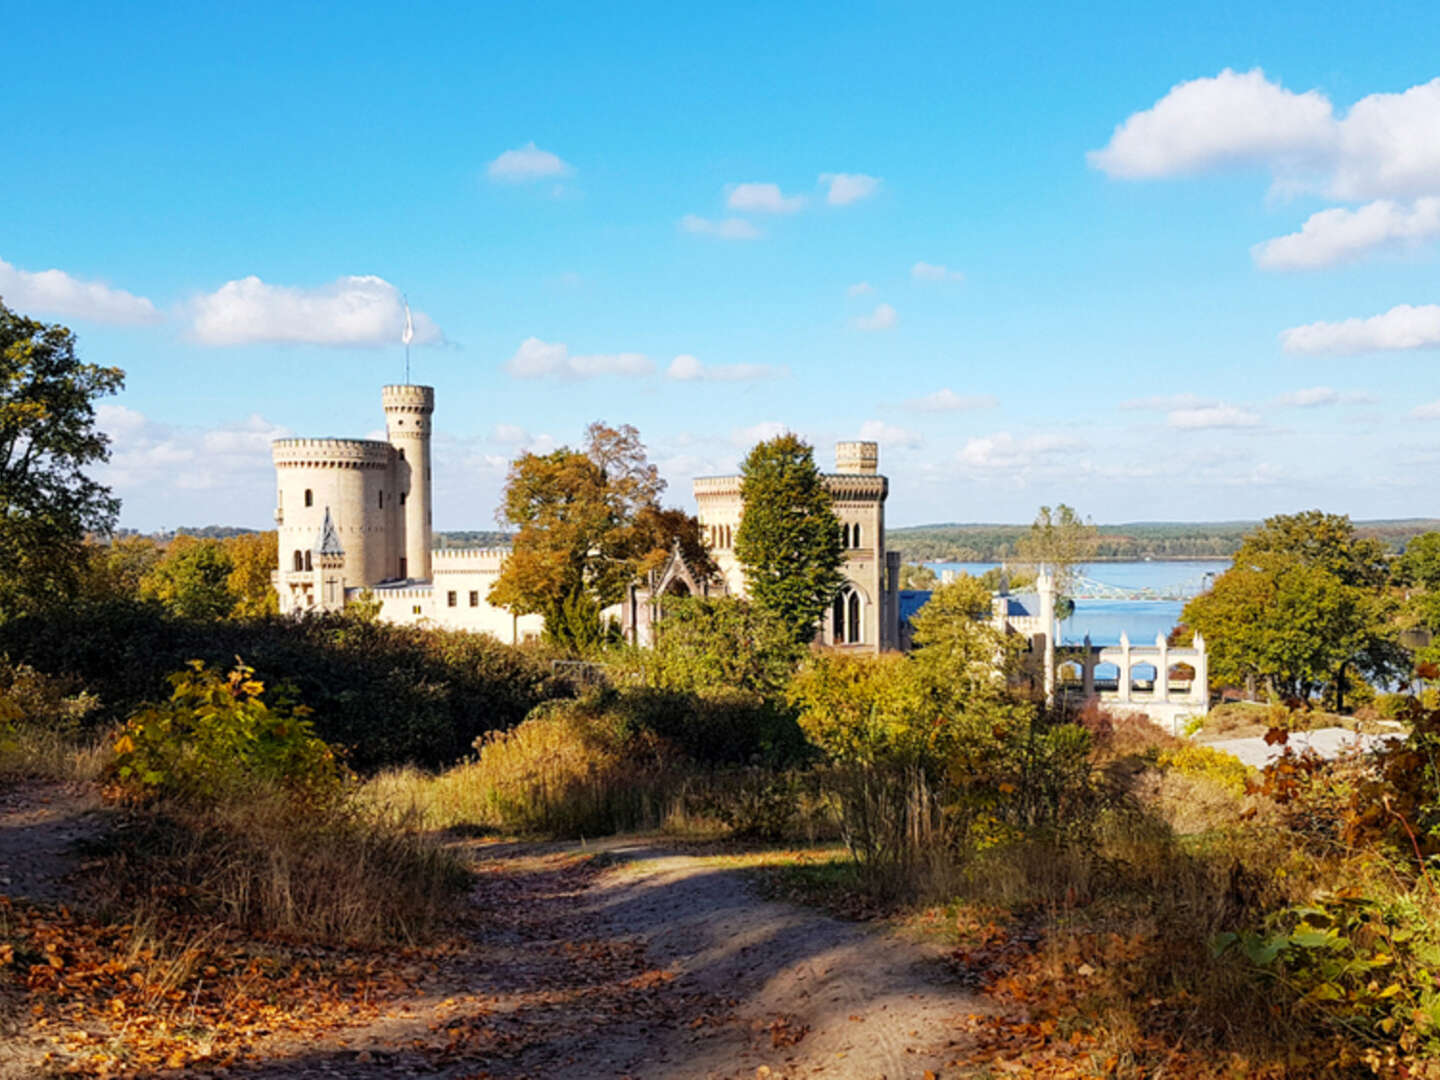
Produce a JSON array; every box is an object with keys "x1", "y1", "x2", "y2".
[{"x1": 734, "y1": 434, "x2": 844, "y2": 646}]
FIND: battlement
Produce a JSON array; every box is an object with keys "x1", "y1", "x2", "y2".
[
  {"x1": 271, "y1": 438, "x2": 394, "y2": 468},
  {"x1": 693, "y1": 475, "x2": 743, "y2": 497},
  {"x1": 433, "y1": 548, "x2": 510, "y2": 569},
  {"x1": 824, "y1": 473, "x2": 888, "y2": 500},
  {"x1": 382, "y1": 384, "x2": 435, "y2": 414}
]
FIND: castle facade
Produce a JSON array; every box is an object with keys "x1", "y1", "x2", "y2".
[{"x1": 271, "y1": 385, "x2": 897, "y2": 651}]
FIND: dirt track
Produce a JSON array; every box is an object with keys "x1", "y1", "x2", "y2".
[{"x1": 1, "y1": 785, "x2": 982, "y2": 1078}]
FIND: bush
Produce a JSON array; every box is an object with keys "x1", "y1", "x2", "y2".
[
  {"x1": 114, "y1": 661, "x2": 343, "y2": 805},
  {"x1": 1156, "y1": 743, "x2": 1250, "y2": 798},
  {"x1": 467, "y1": 696, "x2": 678, "y2": 836},
  {"x1": 0, "y1": 657, "x2": 106, "y2": 779},
  {"x1": 0, "y1": 601, "x2": 571, "y2": 768}
]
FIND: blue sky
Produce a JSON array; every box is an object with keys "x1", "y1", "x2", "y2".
[{"x1": 7, "y1": 1, "x2": 1440, "y2": 531}]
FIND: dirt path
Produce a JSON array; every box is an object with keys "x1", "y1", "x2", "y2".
[
  {"x1": 0, "y1": 780, "x2": 107, "y2": 903},
  {"x1": 248, "y1": 838, "x2": 982, "y2": 1078},
  {"x1": 0, "y1": 784, "x2": 982, "y2": 1078}
]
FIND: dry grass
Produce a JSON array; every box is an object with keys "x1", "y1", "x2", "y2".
[{"x1": 98, "y1": 785, "x2": 470, "y2": 946}]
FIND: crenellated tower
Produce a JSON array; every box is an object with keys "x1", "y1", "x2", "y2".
[{"x1": 382, "y1": 384, "x2": 434, "y2": 581}]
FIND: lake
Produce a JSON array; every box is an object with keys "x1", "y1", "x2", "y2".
[{"x1": 922, "y1": 559, "x2": 1231, "y2": 646}]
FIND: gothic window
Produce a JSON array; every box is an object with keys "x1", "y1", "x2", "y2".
[
  {"x1": 304, "y1": 489, "x2": 313, "y2": 507},
  {"x1": 304, "y1": 550, "x2": 313, "y2": 572},
  {"x1": 831, "y1": 585, "x2": 864, "y2": 644},
  {"x1": 292, "y1": 550, "x2": 303, "y2": 571},
  {"x1": 853, "y1": 524, "x2": 862, "y2": 549}
]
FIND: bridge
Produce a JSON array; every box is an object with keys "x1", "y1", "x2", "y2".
[{"x1": 1068, "y1": 570, "x2": 1216, "y2": 603}]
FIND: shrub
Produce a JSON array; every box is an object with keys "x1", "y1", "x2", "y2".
[
  {"x1": 0, "y1": 658, "x2": 105, "y2": 779},
  {"x1": 0, "y1": 601, "x2": 571, "y2": 768},
  {"x1": 114, "y1": 661, "x2": 342, "y2": 804},
  {"x1": 467, "y1": 696, "x2": 677, "y2": 836},
  {"x1": 1156, "y1": 743, "x2": 1250, "y2": 798}
]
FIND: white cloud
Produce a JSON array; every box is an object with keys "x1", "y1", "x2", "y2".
[
  {"x1": 846, "y1": 281, "x2": 873, "y2": 296},
  {"x1": 911, "y1": 261, "x2": 964, "y2": 282},
  {"x1": 819, "y1": 172, "x2": 881, "y2": 206},
  {"x1": 1088, "y1": 68, "x2": 1333, "y2": 181},
  {"x1": 490, "y1": 423, "x2": 530, "y2": 443},
  {"x1": 96, "y1": 406, "x2": 291, "y2": 503},
  {"x1": 1167, "y1": 405, "x2": 1262, "y2": 430},
  {"x1": 505, "y1": 336, "x2": 654, "y2": 379},
  {"x1": 858, "y1": 419, "x2": 922, "y2": 448},
  {"x1": 1253, "y1": 197, "x2": 1440, "y2": 270},
  {"x1": 731, "y1": 421, "x2": 788, "y2": 446},
  {"x1": 666, "y1": 354, "x2": 784, "y2": 381},
  {"x1": 903, "y1": 388, "x2": 998, "y2": 412},
  {"x1": 854, "y1": 302, "x2": 897, "y2": 332},
  {"x1": 1281, "y1": 303, "x2": 1440, "y2": 354},
  {"x1": 726, "y1": 183, "x2": 806, "y2": 214},
  {"x1": 1412, "y1": 400, "x2": 1440, "y2": 420},
  {"x1": 188, "y1": 274, "x2": 443, "y2": 347},
  {"x1": 1090, "y1": 69, "x2": 1440, "y2": 201},
  {"x1": 486, "y1": 142, "x2": 573, "y2": 182},
  {"x1": 679, "y1": 214, "x2": 760, "y2": 240},
  {"x1": 0, "y1": 256, "x2": 159, "y2": 324},
  {"x1": 1119, "y1": 392, "x2": 1217, "y2": 411},
  {"x1": 957, "y1": 432, "x2": 1082, "y2": 471},
  {"x1": 1275, "y1": 386, "x2": 1377, "y2": 407}
]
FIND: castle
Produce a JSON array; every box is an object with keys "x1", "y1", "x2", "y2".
[{"x1": 271, "y1": 385, "x2": 896, "y2": 651}]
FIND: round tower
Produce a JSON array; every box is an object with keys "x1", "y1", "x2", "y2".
[{"x1": 382, "y1": 384, "x2": 435, "y2": 581}]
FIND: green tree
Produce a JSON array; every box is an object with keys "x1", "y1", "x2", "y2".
[
  {"x1": 0, "y1": 300, "x2": 124, "y2": 617},
  {"x1": 1015, "y1": 504, "x2": 1096, "y2": 602},
  {"x1": 223, "y1": 531, "x2": 279, "y2": 617},
  {"x1": 908, "y1": 575, "x2": 1022, "y2": 695},
  {"x1": 734, "y1": 434, "x2": 844, "y2": 646},
  {"x1": 139, "y1": 536, "x2": 236, "y2": 619},
  {"x1": 639, "y1": 595, "x2": 800, "y2": 696},
  {"x1": 82, "y1": 534, "x2": 163, "y2": 601},
  {"x1": 897, "y1": 562, "x2": 937, "y2": 590},
  {"x1": 1182, "y1": 511, "x2": 1400, "y2": 706},
  {"x1": 490, "y1": 422, "x2": 706, "y2": 649}
]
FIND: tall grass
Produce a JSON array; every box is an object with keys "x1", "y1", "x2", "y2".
[{"x1": 99, "y1": 784, "x2": 469, "y2": 946}]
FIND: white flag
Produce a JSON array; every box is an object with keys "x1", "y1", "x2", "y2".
[{"x1": 401, "y1": 301, "x2": 414, "y2": 346}]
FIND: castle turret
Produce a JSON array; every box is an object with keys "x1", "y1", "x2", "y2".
[
  {"x1": 383, "y1": 384, "x2": 434, "y2": 581},
  {"x1": 835, "y1": 440, "x2": 878, "y2": 475}
]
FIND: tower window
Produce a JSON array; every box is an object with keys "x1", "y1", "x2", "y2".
[
  {"x1": 412, "y1": 604, "x2": 421, "y2": 615},
  {"x1": 853, "y1": 524, "x2": 861, "y2": 548},
  {"x1": 304, "y1": 550, "x2": 313, "y2": 572},
  {"x1": 292, "y1": 550, "x2": 303, "y2": 571},
  {"x1": 378, "y1": 491, "x2": 384, "y2": 509},
  {"x1": 400, "y1": 491, "x2": 407, "y2": 505},
  {"x1": 447, "y1": 590, "x2": 457, "y2": 608},
  {"x1": 399, "y1": 557, "x2": 407, "y2": 578},
  {"x1": 469, "y1": 591, "x2": 479, "y2": 607},
  {"x1": 304, "y1": 489, "x2": 313, "y2": 507},
  {"x1": 398, "y1": 448, "x2": 406, "y2": 460}
]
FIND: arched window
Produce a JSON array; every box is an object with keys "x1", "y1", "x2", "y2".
[
  {"x1": 304, "y1": 489, "x2": 313, "y2": 507},
  {"x1": 853, "y1": 524, "x2": 861, "y2": 549},
  {"x1": 304, "y1": 550, "x2": 313, "y2": 571},
  {"x1": 726, "y1": 525, "x2": 732, "y2": 548},
  {"x1": 292, "y1": 550, "x2": 303, "y2": 571},
  {"x1": 831, "y1": 585, "x2": 865, "y2": 645}
]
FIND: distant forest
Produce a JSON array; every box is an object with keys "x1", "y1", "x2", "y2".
[{"x1": 887, "y1": 519, "x2": 1440, "y2": 563}]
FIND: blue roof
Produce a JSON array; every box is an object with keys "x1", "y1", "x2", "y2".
[{"x1": 898, "y1": 589, "x2": 932, "y2": 622}]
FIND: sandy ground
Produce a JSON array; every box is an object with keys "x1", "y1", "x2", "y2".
[
  {"x1": 0, "y1": 785, "x2": 982, "y2": 1079},
  {"x1": 247, "y1": 839, "x2": 983, "y2": 1078}
]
